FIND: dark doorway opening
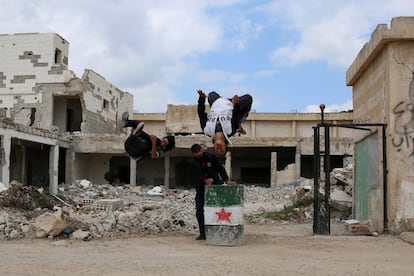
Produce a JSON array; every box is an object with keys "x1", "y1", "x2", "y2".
[{"x1": 241, "y1": 167, "x2": 270, "y2": 187}]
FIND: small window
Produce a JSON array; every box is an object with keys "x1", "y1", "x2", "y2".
[
  {"x1": 30, "y1": 108, "x2": 36, "y2": 126},
  {"x1": 55, "y1": 48, "x2": 62, "y2": 64},
  {"x1": 103, "y1": 99, "x2": 109, "y2": 110}
]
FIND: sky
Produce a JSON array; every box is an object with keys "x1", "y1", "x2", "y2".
[{"x1": 2, "y1": 1, "x2": 414, "y2": 113}]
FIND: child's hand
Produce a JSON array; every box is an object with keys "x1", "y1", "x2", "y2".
[
  {"x1": 197, "y1": 89, "x2": 206, "y2": 98},
  {"x1": 226, "y1": 180, "x2": 237, "y2": 186},
  {"x1": 232, "y1": 95, "x2": 239, "y2": 105}
]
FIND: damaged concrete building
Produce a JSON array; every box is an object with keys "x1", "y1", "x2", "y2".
[
  {"x1": 0, "y1": 33, "x2": 132, "y2": 193},
  {"x1": 131, "y1": 109, "x2": 353, "y2": 189},
  {"x1": 0, "y1": 32, "x2": 354, "y2": 196},
  {"x1": 346, "y1": 17, "x2": 414, "y2": 233},
  {"x1": 3, "y1": 18, "x2": 414, "y2": 235}
]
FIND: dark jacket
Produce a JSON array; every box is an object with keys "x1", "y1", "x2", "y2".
[
  {"x1": 124, "y1": 131, "x2": 163, "y2": 160},
  {"x1": 191, "y1": 151, "x2": 229, "y2": 191}
]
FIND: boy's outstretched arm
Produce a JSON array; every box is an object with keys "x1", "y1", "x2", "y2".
[
  {"x1": 150, "y1": 135, "x2": 160, "y2": 159},
  {"x1": 197, "y1": 90, "x2": 207, "y2": 130}
]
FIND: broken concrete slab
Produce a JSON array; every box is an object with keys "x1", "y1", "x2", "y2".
[{"x1": 400, "y1": 232, "x2": 414, "y2": 245}]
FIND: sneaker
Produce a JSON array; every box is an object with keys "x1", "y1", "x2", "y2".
[
  {"x1": 195, "y1": 235, "x2": 206, "y2": 240},
  {"x1": 129, "y1": 155, "x2": 143, "y2": 161},
  {"x1": 121, "y1": 112, "x2": 129, "y2": 127},
  {"x1": 237, "y1": 126, "x2": 246, "y2": 135},
  {"x1": 132, "y1": 121, "x2": 144, "y2": 135}
]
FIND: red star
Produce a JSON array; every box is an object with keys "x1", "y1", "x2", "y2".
[{"x1": 215, "y1": 208, "x2": 232, "y2": 223}]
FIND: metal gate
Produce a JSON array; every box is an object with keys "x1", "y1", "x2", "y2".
[{"x1": 313, "y1": 108, "x2": 387, "y2": 235}]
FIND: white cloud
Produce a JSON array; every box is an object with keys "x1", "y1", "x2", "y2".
[
  {"x1": 267, "y1": 0, "x2": 414, "y2": 69},
  {"x1": 267, "y1": 2, "x2": 370, "y2": 68},
  {"x1": 3, "y1": 0, "x2": 414, "y2": 114},
  {"x1": 304, "y1": 100, "x2": 353, "y2": 113},
  {"x1": 196, "y1": 70, "x2": 247, "y2": 84},
  {"x1": 1, "y1": 0, "x2": 224, "y2": 84},
  {"x1": 131, "y1": 83, "x2": 181, "y2": 113},
  {"x1": 255, "y1": 69, "x2": 277, "y2": 77}
]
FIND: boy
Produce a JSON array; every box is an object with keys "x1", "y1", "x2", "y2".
[
  {"x1": 197, "y1": 90, "x2": 252, "y2": 156},
  {"x1": 122, "y1": 112, "x2": 175, "y2": 161}
]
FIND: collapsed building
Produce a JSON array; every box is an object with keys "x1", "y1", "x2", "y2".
[
  {"x1": 0, "y1": 32, "x2": 354, "y2": 193},
  {"x1": 1, "y1": 16, "x2": 414, "y2": 235},
  {"x1": 0, "y1": 33, "x2": 132, "y2": 193}
]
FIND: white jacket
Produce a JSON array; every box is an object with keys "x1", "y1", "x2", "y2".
[{"x1": 203, "y1": 97, "x2": 233, "y2": 145}]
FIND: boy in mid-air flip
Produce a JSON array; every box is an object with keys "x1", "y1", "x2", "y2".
[
  {"x1": 122, "y1": 112, "x2": 175, "y2": 161},
  {"x1": 197, "y1": 90, "x2": 253, "y2": 156}
]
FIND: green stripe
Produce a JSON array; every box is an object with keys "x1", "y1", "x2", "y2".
[{"x1": 205, "y1": 185, "x2": 244, "y2": 206}]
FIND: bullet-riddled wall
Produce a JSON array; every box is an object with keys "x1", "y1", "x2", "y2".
[
  {"x1": 0, "y1": 33, "x2": 133, "y2": 189},
  {"x1": 347, "y1": 16, "x2": 414, "y2": 233}
]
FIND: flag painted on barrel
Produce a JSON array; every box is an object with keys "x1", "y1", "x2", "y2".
[{"x1": 204, "y1": 184, "x2": 244, "y2": 246}]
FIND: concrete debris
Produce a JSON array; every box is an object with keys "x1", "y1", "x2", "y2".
[
  {"x1": 0, "y1": 182, "x2": 8, "y2": 193},
  {"x1": 400, "y1": 232, "x2": 414, "y2": 245},
  {"x1": 330, "y1": 189, "x2": 352, "y2": 211},
  {"x1": 34, "y1": 208, "x2": 68, "y2": 238},
  {"x1": 71, "y1": 229, "x2": 90, "y2": 240},
  {"x1": 344, "y1": 219, "x2": 376, "y2": 236},
  {"x1": 78, "y1": 179, "x2": 92, "y2": 189},
  {"x1": 0, "y1": 165, "x2": 358, "y2": 240},
  {"x1": 0, "y1": 180, "x2": 63, "y2": 211},
  {"x1": 147, "y1": 186, "x2": 164, "y2": 196}
]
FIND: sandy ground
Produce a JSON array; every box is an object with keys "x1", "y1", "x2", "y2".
[{"x1": 1, "y1": 223, "x2": 414, "y2": 276}]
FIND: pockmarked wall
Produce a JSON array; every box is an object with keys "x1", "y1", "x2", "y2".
[
  {"x1": 347, "y1": 17, "x2": 414, "y2": 233},
  {"x1": 0, "y1": 33, "x2": 133, "y2": 134},
  {"x1": 0, "y1": 32, "x2": 134, "y2": 190}
]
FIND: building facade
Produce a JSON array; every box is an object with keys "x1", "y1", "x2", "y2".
[
  {"x1": 0, "y1": 33, "x2": 132, "y2": 192},
  {"x1": 130, "y1": 107, "x2": 354, "y2": 189},
  {"x1": 347, "y1": 16, "x2": 414, "y2": 233},
  {"x1": 0, "y1": 32, "x2": 358, "y2": 227}
]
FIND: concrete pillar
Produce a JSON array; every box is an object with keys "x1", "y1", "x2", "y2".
[
  {"x1": 270, "y1": 152, "x2": 277, "y2": 187},
  {"x1": 1, "y1": 134, "x2": 11, "y2": 187},
  {"x1": 130, "y1": 158, "x2": 137, "y2": 186},
  {"x1": 20, "y1": 145, "x2": 27, "y2": 184},
  {"x1": 250, "y1": 120, "x2": 256, "y2": 138},
  {"x1": 291, "y1": 120, "x2": 297, "y2": 137},
  {"x1": 333, "y1": 120, "x2": 338, "y2": 137},
  {"x1": 164, "y1": 152, "x2": 170, "y2": 188},
  {"x1": 225, "y1": 150, "x2": 232, "y2": 179},
  {"x1": 295, "y1": 145, "x2": 301, "y2": 180},
  {"x1": 49, "y1": 144, "x2": 59, "y2": 194},
  {"x1": 65, "y1": 150, "x2": 76, "y2": 185}
]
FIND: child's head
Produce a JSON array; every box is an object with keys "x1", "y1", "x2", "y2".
[
  {"x1": 191, "y1": 143, "x2": 204, "y2": 158},
  {"x1": 160, "y1": 135, "x2": 175, "y2": 152},
  {"x1": 212, "y1": 132, "x2": 228, "y2": 156}
]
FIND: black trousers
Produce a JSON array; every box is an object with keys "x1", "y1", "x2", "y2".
[
  {"x1": 195, "y1": 186, "x2": 205, "y2": 237},
  {"x1": 124, "y1": 131, "x2": 152, "y2": 158},
  {"x1": 207, "y1": 92, "x2": 253, "y2": 123}
]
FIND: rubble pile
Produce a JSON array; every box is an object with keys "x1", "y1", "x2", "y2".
[
  {"x1": 0, "y1": 180, "x2": 62, "y2": 210},
  {"x1": 0, "y1": 166, "x2": 354, "y2": 240}
]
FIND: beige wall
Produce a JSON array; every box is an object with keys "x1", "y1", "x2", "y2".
[
  {"x1": 347, "y1": 17, "x2": 414, "y2": 233},
  {"x1": 135, "y1": 106, "x2": 354, "y2": 156},
  {"x1": 130, "y1": 106, "x2": 354, "y2": 188}
]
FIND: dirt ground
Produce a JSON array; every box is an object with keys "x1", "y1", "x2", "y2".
[{"x1": 1, "y1": 223, "x2": 413, "y2": 276}]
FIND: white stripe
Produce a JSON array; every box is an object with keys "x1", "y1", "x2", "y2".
[{"x1": 204, "y1": 206, "x2": 243, "y2": 225}]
